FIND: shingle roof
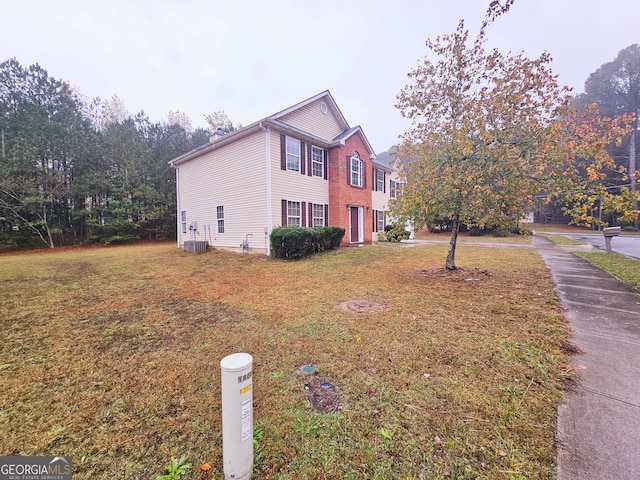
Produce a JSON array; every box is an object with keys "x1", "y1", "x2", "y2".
[{"x1": 170, "y1": 90, "x2": 376, "y2": 166}]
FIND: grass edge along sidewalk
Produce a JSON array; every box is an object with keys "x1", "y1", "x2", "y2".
[{"x1": 539, "y1": 233, "x2": 640, "y2": 291}]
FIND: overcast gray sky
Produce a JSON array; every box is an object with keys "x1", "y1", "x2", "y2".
[{"x1": 1, "y1": 0, "x2": 638, "y2": 152}]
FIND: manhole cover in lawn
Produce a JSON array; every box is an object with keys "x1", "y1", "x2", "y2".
[
  {"x1": 305, "y1": 378, "x2": 342, "y2": 413},
  {"x1": 340, "y1": 300, "x2": 385, "y2": 313}
]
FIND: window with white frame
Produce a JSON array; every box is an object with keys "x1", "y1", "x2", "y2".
[
  {"x1": 287, "y1": 201, "x2": 301, "y2": 226},
  {"x1": 216, "y1": 205, "x2": 225, "y2": 234},
  {"x1": 390, "y1": 180, "x2": 397, "y2": 199},
  {"x1": 350, "y1": 152, "x2": 362, "y2": 187},
  {"x1": 376, "y1": 169, "x2": 385, "y2": 192},
  {"x1": 311, "y1": 146, "x2": 324, "y2": 177},
  {"x1": 312, "y1": 203, "x2": 325, "y2": 227},
  {"x1": 286, "y1": 136, "x2": 300, "y2": 172},
  {"x1": 181, "y1": 210, "x2": 187, "y2": 234},
  {"x1": 377, "y1": 210, "x2": 385, "y2": 232}
]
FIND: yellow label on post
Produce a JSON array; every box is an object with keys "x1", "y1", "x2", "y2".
[{"x1": 240, "y1": 384, "x2": 252, "y2": 396}]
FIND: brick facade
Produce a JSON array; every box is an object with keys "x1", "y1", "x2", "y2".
[{"x1": 328, "y1": 131, "x2": 374, "y2": 245}]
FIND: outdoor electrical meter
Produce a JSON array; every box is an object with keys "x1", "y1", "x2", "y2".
[{"x1": 220, "y1": 353, "x2": 253, "y2": 480}]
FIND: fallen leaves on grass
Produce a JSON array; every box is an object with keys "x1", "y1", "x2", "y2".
[{"x1": 0, "y1": 243, "x2": 574, "y2": 479}]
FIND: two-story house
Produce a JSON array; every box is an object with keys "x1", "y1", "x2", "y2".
[{"x1": 169, "y1": 91, "x2": 398, "y2": 254}]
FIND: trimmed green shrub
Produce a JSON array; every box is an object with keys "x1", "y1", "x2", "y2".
[
  {"x1": 270, "y1": 226, "x2": 345, "y2": 259},
  {"x1": 382, "y1": 223, "x2": 411, "y2": 242},
  {"x1": 511, "y1": 226, "x2": 532, "y2": 235},
  {"x1": 322, "y1": 226, "x2": 346, "y2": 250}
]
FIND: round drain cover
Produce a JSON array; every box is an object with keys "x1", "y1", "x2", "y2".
[{"x1": 340, "y1": 300, "x2": 385, "y2": 313}]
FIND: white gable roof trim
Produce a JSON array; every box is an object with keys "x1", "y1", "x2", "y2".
[
  {"x1": 271, "y1": 90, "x2": 350, "y2": 132},
  {"x1": 333, "y1": 126, "x2": 377, "y2": 159}
]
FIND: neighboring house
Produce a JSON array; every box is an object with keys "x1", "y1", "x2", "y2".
[
  {"x1": 371, "y1": 155, "x2": 393, "y2": 242},
  {"x1": 373, "y1": 147, "x2": 414, "y2": 240},
  {"x1": 169, "y1": 91, "x2": 399, "y2": 254}
]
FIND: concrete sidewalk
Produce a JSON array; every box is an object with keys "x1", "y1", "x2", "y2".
[{"x1": 532, "y1": 236, "x2": 640, "y2": 480}]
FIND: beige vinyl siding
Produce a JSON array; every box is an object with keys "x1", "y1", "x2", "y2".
[
  {"x1": 277, "y1": 99, "x2": 344, "y2": 141},
  {"x1": 372, "y1": 169, "x2": 391, "y2": 213},
  {"x1": 385, "y1": 169, "x2": 414, "y2": 238},
  {"x1": 372, "y1": 189, "x2": 388, "y2": 214},
  {"x1": 371, "y1": 168, "x2": 390, "y2": 240},
  {"x1": 269, "y1": 130, "x2": 329, "y2": 227},
  {"x1": 176, "y1": 131, "x2": 268, "y2": 253}
]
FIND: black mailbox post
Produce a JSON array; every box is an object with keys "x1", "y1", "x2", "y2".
[{"x1": 602, "y1": 226, "x2": 621, "y2": 253}]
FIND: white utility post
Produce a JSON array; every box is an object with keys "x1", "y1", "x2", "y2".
[{"x1": 220, "y1": 353, "x2": 253, "y2": 480}]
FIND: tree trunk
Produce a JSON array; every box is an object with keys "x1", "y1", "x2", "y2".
[
  {"x1": 445, "y1": 215, "x2": 461, "y2": 270},
  {"x1": 43, "y1": 206, "x2": 55, "y2": 249}
]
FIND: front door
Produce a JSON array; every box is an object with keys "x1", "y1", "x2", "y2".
[{"x1": 349, "y1": 206, "x2": 362, "y2": 243}]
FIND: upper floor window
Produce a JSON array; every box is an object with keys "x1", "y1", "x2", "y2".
[
  {"x1": 376, "y1": 169, "x2": 385, "y2": 192},
  {"x1": 390, "y1": 180, "x2": 397, "y2": 199},
  {"x1": 216, "y1": 205, "x2": 225, "y2": 234},
  {"x1": 286, "y1": 136, "x2": 300, "y2": 172},
  {"x1": 350, "y1": 152, "x2": 362, "y2": 187},
  {"x1": 311, "y1": 146, "x2": 324, "y2": 177}
]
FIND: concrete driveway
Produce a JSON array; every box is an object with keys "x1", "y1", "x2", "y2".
[{"x1": 557, "y1": 233, "x2": 640, "y2": 260}]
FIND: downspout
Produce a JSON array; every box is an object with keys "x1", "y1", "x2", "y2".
[
  {"x1": 260, "y1": 122, "x2": 272, "y2": 256},
  {"x1": 173, "y1": 163, "x2": 181, "y2": 248}
]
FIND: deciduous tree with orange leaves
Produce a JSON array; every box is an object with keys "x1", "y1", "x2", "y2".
[{"x1": 393, "y1": 0, "x2": 633, "y2": 270}]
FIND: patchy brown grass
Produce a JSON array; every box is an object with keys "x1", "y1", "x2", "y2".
[{"x1": 0, "y1": 243, "x2": 572, "y2": 479}]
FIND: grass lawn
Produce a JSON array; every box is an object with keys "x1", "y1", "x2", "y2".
[
  {"x1": 413, "y1": 230, "x2": 532, "y2": 245},
  {"x1": 574, "y1": 252, "x2": 640, "y2": 291},
  {"x1": 537, "y1": 231, "x2": 640, "y2": 291},
  {"x1": 0, "y1": 243, "x2": 573, "y2": 479},
  {"x1": 534, "y1": 234, "x2": 583, "y2": 246}
]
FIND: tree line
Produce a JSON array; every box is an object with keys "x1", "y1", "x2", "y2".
[
  {"x1": 0, "y1": 58, "x2": 234, "y2": 251},
  {"x1": 2, "y1": 21, "x2": 638, "y2": 256}
]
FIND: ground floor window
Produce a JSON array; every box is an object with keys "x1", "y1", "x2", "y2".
[
  {"x1": 216, "y1": 205, "x2": 225, "y2": 233},
  {"x1": 181, "y1": 210, "x2": 187, "y2": 234},
  {"x1": 377, "y1": 210, "x2": 385, "y2": 232},
  {"x1": 287, "y1": 201, "x2": 301, "y2": 226},
  {"x1": 312, "y1": 203, "x2": 325, "y2": 227}
]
